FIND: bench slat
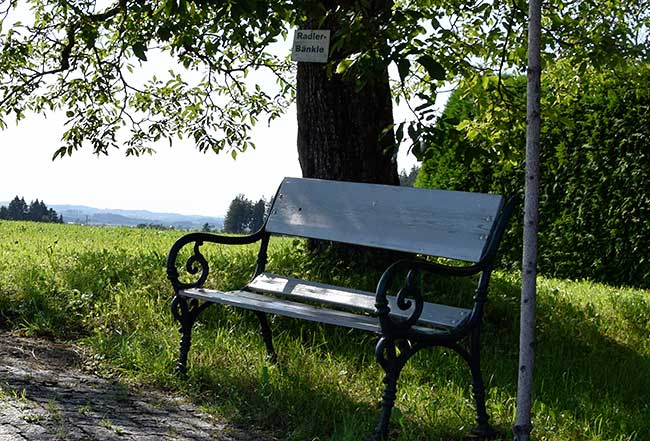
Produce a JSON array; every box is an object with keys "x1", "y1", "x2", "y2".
[
  {"x1": 246, "y1": 273, "x2": 470, "y2": 329},
  {"x1": 265, "y1": 177, "x2": 504, "y2": 262},
  {"x1": 180, "y1": 289, "x2": 441, "y2": 336}
]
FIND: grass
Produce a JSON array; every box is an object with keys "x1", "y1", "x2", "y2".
[{"x1": 1, "y1": 220, "x2": 649, "y2": 440}]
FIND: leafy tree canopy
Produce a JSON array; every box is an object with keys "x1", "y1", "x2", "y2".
[
  {"x1": 0, "y1": 0, "x2": 648, "y2": 158},
  {"x1": 223, "y1": 194, "x2": 267, "y2": 234}
]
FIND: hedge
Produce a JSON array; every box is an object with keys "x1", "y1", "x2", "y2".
[{"x1": 416, "y1": 64, "x2": 650, "y2": 289}]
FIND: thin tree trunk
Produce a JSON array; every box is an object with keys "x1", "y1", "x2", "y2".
[{"x1": 513, "y1": 0, "x2": 542, "y2": 439}]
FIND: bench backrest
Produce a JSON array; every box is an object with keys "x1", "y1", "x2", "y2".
[{"x1": 264, "y1": 177, "x2": 505, "y2": 263}]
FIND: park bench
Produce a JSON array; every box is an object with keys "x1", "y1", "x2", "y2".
[{"x1": 166, "y1": 177, "x2": 516, "y2": 440}]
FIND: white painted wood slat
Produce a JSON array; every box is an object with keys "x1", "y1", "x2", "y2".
[
  {"x1": 179, "y1": 288, "x2": 441, "y2": 336},
  {"x1": 265, "y1": 177, "x2": 504, "y2": 262},
  {"x1": 246, "y1": 273, "x2": 470, "y2": 329}
]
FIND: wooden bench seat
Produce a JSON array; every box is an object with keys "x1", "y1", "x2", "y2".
[
  {"x1": 180, "y1": 271, "x2": 471, "y2": 336},
  {"x1": 180, "y1": 288, "x2": 434, "y2": 335},
  {"x1": 246, "y1": 273, "x2": 471, "y2": 330},
  {"x1": 166, "y1": 177, "x2": 516, "y2": 440}
]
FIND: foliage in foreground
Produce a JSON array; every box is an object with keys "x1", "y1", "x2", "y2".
[
  {"x1": 2, "y1": 0, "x2": 648, "y2": 157},
  {"x1": 1, "y1": 220, "x2": 649, "y2": 440}
]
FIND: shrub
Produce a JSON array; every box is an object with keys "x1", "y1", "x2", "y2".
[{"x1": 417, "y1": 63, "x2": 650, "y2": 288}]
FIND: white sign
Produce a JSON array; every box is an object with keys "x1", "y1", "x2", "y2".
[{"x1": 291, "y1": 29, "x2": 330, "y2": 63}]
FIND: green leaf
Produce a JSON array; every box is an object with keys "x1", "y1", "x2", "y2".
[
  {"x1": 414, "y1": 101, "x2": 433, "y2": 112},
  {"x1": 132, "y1": 42, "x2": 148, "y2": 61},
  {"x1": 395, "y1": 122, "x2": 405, "y2": 143},
  {"x1": 407, "y1": 123, "x2": 417, "y2": 141},
  {"x1": 397, "y1": 59, "x2": 410, "y2": 82},
  {"x1": 455, "y1": 120, "x2": 471, "y2": 131},
  {"x1": 336, "y1": 59, "x2": 353, "y2": 75},
  {"x1": 417, "y1": 55, "x2": 445, "y2": 80},
  {"x1": 52, "y1": 147, "x2": 67, "y2": 160}
]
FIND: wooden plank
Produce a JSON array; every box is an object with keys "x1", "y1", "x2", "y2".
[
  {"x1": 265, "y1": 177, "x2": 504, "y2": 262},
  {"x1": 179, "y1": 289, "x2": 442, "y2": 336},
  {"x1": 246, "y1": 273, "x2": 470, "y2": 329},
  {"x1": 181, "y1": 288, "x2": 423, "y2": 335}
]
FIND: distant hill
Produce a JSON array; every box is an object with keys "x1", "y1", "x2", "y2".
[{"x1": 47, "y1": 204, "x2": 224, "y2": 230}]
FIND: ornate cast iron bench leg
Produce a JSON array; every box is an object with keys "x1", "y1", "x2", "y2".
[
  {"x1": 373, "y1": 337, "x2": 420, "y2": 440},
  {"x1": 171, "y1": 296, "x2": 211, "y2": 375}
]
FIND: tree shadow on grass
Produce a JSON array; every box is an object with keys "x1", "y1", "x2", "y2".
[
  {"x1": 182, "y1": 307, "x2": 513, "y2": 441},
  {"x1": 478, "y1": 275, "x2": 650, "y2": 439},
  {"x1": 100, "y1": 270, "x2": 649, "y2": 441}
]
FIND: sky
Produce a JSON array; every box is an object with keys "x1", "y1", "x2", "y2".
[
  {"x1": 0, "y1": 100, "x2": 420, "y2": 218},
  {"x1": 1, "y1": 103, "x2": 296, "y2": 217}
]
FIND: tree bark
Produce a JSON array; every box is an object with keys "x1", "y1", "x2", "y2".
[
  {"x1": 295, "y1": 0, "x2": 399, "y2": 186},
  {"x1": 294, "y1": 1, "x2": 401, "y2": 262},
  {"x1": 296, "y1": 63, "x2": 398, "y2": 185},
  {"x1": 513, "y1": 0, "x2": 542, "y2": 439}
]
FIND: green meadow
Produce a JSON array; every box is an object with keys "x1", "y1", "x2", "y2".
[{"x1": 1, "y1": 220, "x2": 648, "y2": 440}]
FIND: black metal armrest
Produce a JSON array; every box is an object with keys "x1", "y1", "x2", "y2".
[
  {"x1": 374, "y1": 258, "x2": 486, "y2": 337},
  {"x1": 166, "y1": 230, "x2": 265, "y2": 292}
]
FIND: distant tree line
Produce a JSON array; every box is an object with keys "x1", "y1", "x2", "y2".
[
  {"x1": 223, "y1": 195, "x2": 268, "y2": 234},
  {"x1": 399, "y1": 166, "x2": 420, "y2": 187},
  {"x1": 0, "y1": 196, "x2": 63, "y2": 223}
]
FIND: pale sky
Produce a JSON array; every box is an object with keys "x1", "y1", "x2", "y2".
[
  {"x1": 1, "y1": 105, "x2": 293, "y2": 217},
  {"x1": 0, "y1": 101, "x2": 419, "y2": 217}
]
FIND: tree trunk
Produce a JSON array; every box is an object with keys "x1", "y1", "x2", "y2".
[
  {"x1": 295, "y1": 0, "x2": 399, "y2": 186},
  {"x1": 296, "y1": 63, "x2": 398, "y2": 185},
  {"x1": 513, "y1": 0, "x2": 542, "y2": 439},
  {"x1": 295, "y1": 54, "x2": 399, "y2": 260}
]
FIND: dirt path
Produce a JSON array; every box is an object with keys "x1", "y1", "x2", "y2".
[{"x1": 0, "y1": 331, "x2": 274, "y2": 441}]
